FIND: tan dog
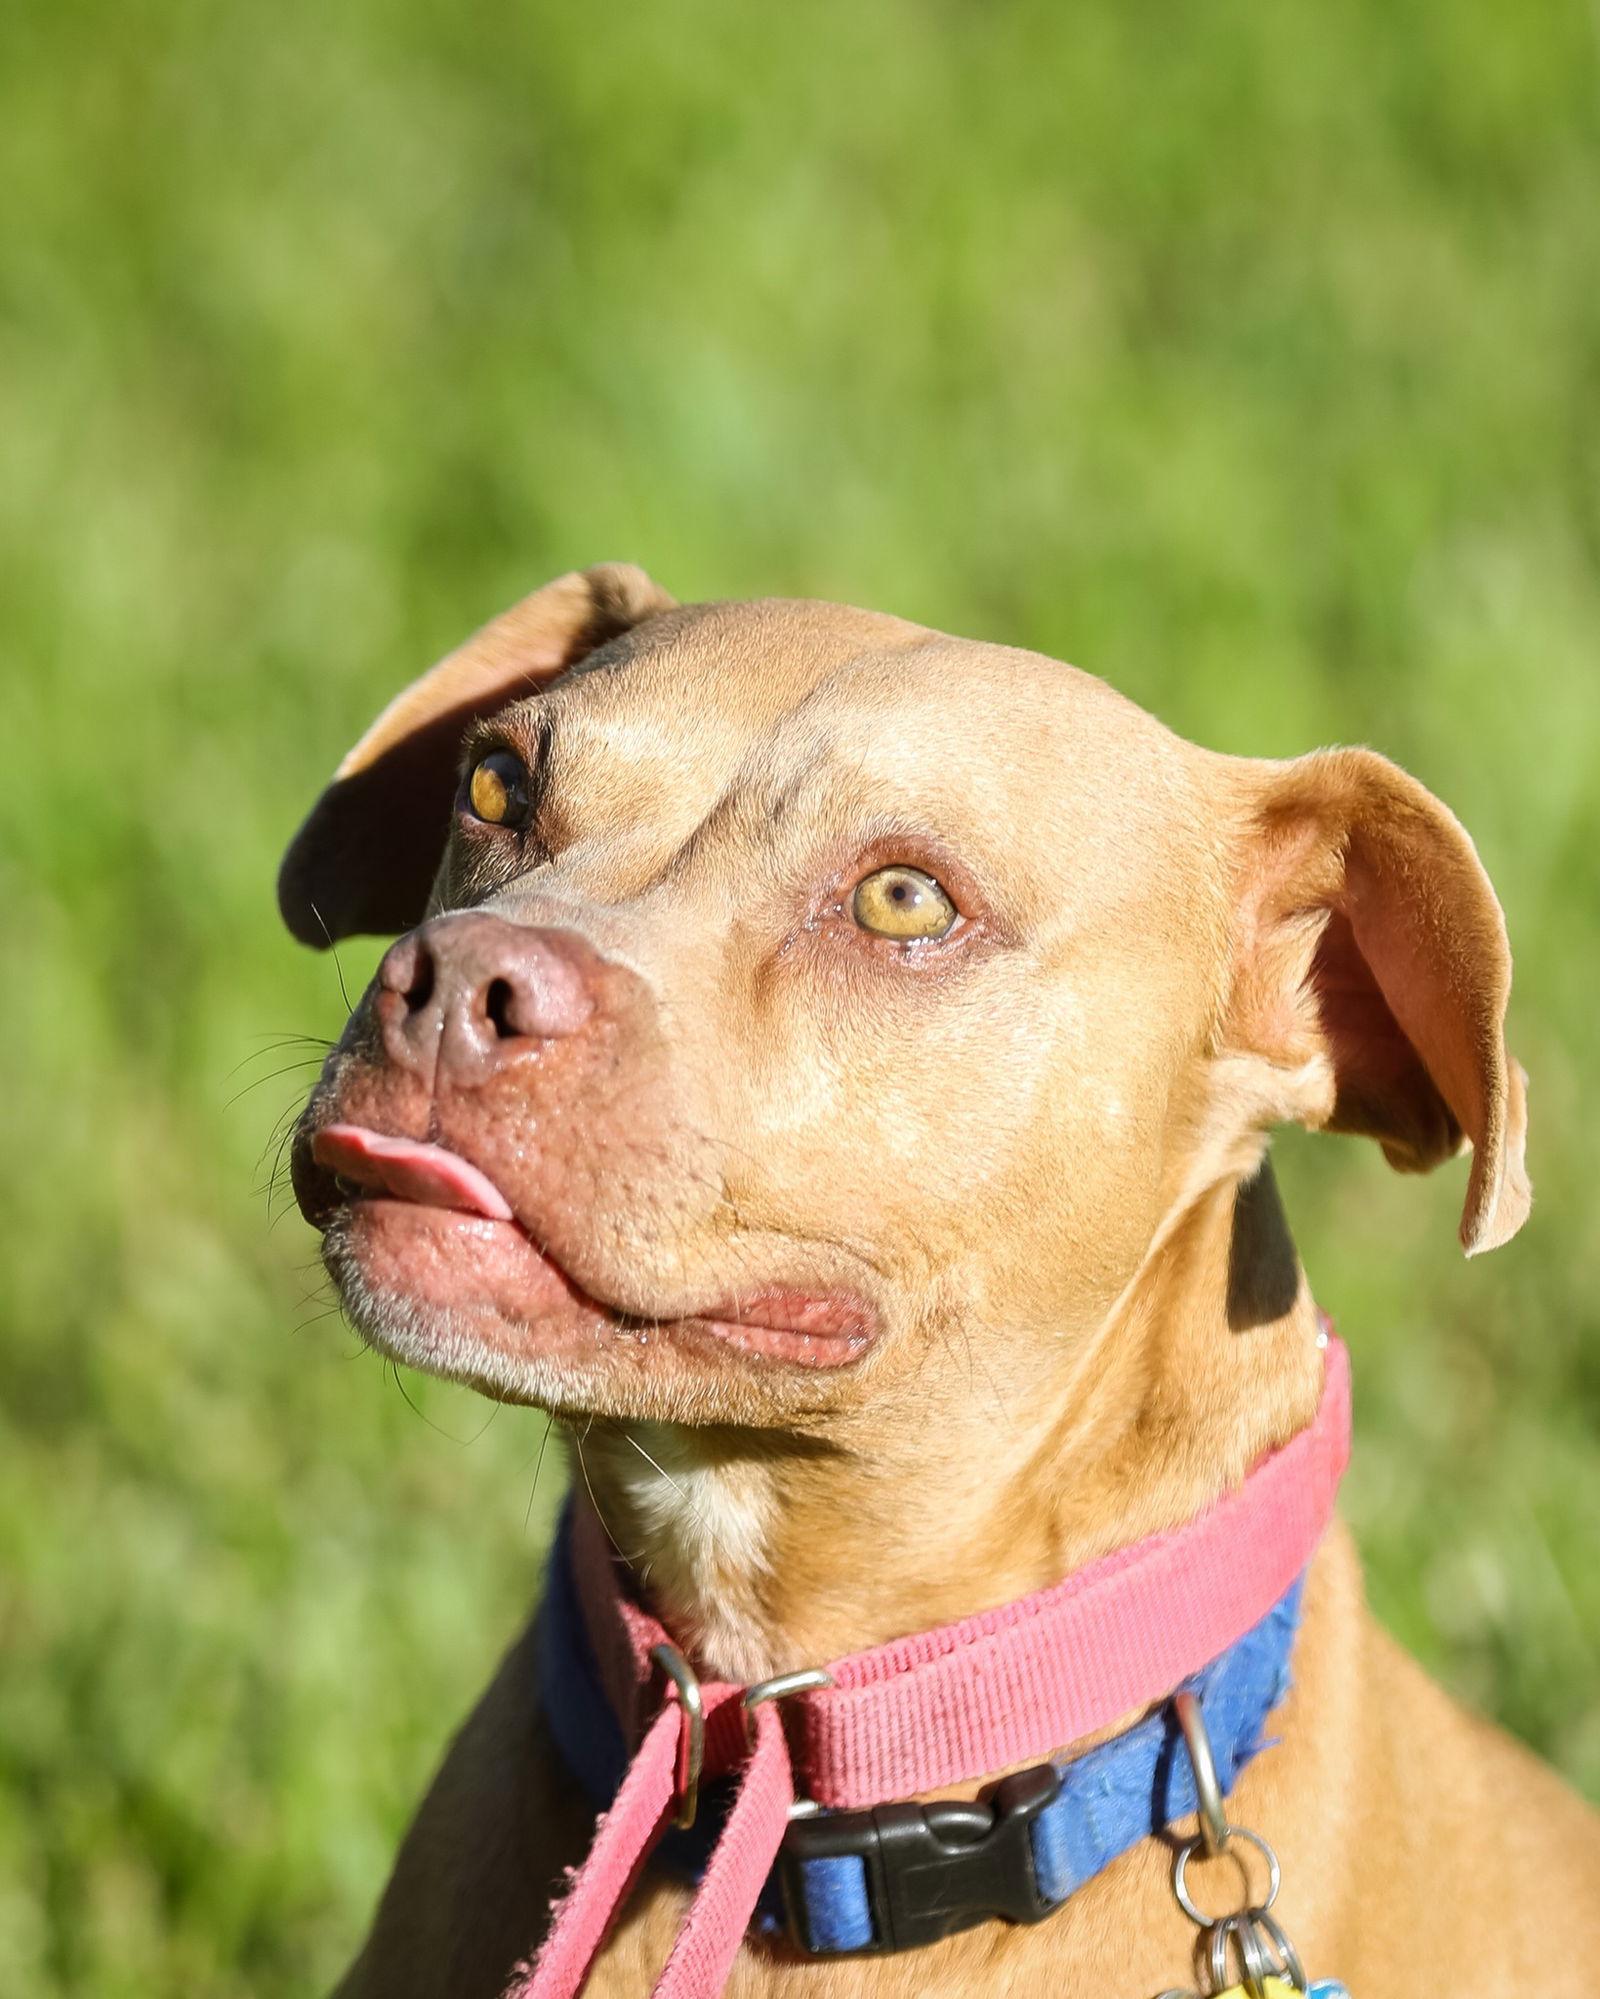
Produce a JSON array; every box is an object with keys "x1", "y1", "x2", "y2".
[{"x1": 280, "y1": 566, "x2": 1600, "y2": 1998}]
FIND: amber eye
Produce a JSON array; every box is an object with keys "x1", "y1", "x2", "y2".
[
  {"x1": 851, "y1": 866, "x2": 959, "y2": 941},
  {"x1": 467, "y1": 751, "x2": 530, "y2": 827}
]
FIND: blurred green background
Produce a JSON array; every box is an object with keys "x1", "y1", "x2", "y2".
[{"x1": 3, "y1": 0, "x2": 1598, "y2": 1989}]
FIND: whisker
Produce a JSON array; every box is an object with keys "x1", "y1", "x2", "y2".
[
  {"x1": 619, "y1": 1426, "x2": 720, "y2": 1553},
  {"x1": 462, "y1": 1398, "x2": 503, "y2": 1446},
  {"x1": 525, "y1": 1412, "x2": 556, "y2": 1532},
  {"x1": 225, "y1": 1058, "x2": 326, "y2": 1112},
  {"x1": 573, "y1": 1420, "x2": 641, "y2": 1565},
  {"x1": 229, "y1": 1033, "x2": 336, "y2": 1081},
  {"x1": 306, "y1": 901, "x2": 357, "y2": 1016},
  {"x1": 293, "y1": 1302, "x2": 346, "y2": 1335}
]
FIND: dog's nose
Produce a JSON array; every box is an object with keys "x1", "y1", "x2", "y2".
[{"x1": 374, "y1": 914, "x2": 597, "y2": 1082}]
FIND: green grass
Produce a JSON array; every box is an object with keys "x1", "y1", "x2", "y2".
[{"x1": 3, "y1": 0, "x2": 1599, "y2": 1989}]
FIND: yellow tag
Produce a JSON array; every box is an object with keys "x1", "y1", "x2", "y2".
[{"x1": 1212, "y1": 1983, "x2": 1300, "y2": 1999}]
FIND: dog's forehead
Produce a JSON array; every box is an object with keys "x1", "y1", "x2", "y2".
[
  {"x1": 527, "y1": 598, "x2": 1218, "y2": 885},
  {"x1": 551, "y1": 596, "x2": 932, "y2": 731},
  {"x1": 472, "y1": 598, "x2": 1228, "y2": 945}
]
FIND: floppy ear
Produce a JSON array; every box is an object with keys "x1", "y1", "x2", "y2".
[
  {"x1": 1226, "y1": 747, "x2": 1530, "y2": 1255},
  {"x1": 277, "y1": 562, "x2": 676, "y2": 946}
]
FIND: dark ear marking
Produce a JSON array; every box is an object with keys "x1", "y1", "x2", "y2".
[{"x1": 1226, "y1": 1159, "x2": 1301, "y2": 1332}]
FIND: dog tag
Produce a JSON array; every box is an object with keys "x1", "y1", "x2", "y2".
[{"x1": 1208, "y1": 1985, "x2": 1349, "y2": 1999}]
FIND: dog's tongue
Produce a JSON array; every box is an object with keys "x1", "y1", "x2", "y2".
[{"x1": 312, "y1": 1124, "x2": 515, "y2": 1221}]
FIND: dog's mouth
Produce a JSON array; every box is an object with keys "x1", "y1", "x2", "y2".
[
  {"x1": 315, "y1": 1123, "x2": 517, "y2": 1220},
  {"x1": 308, "y1": 1123, "x2": 877, "y2": 1375}
]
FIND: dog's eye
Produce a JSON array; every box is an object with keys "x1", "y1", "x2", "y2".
[
  {"x1": 467, "y1": 751, "x2": 530, "y2": 828},
  {"x1": 851, "y1": 866, "x2": 958, "y2": 941}
]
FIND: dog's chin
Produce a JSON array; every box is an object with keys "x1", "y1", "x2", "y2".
[{"x1": 321, "y1": 1200, "x2": 878, "y2": 1424}]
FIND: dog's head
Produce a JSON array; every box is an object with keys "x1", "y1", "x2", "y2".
[{"x1": 282, "y1": 566, "x2": 1529, "y2": 1435}]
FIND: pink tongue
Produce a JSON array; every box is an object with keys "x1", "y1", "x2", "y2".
[{"x1": 312, "y1": 1124, "x2": 515, "y2": 1221}]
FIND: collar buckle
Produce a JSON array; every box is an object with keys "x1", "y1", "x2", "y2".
[{"x1": 777, "y1": 1761, "x2": 1062, "y2": 1956}]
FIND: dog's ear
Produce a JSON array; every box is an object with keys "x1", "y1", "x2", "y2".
[
  {"x1": 1225, "y1": 747, "x2": 1529, "y2": 1255},
  {"x1": 278, "y1": 563, "x2": 676, "y2": 947}
]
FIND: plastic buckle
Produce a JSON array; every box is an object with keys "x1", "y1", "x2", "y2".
[{"x1": 777, "y1": 1761, "x2": 1062, "y2": 1955}]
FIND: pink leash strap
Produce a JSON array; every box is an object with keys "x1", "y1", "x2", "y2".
[
  {"x1": 522, "y1": 1702, "x2": 681, "y2": 1996},
  {"x1": 652, "y1": 1701, "x2": 794, "y2": 1998},
  {"x1": 513, "y1": 1334, "x2": 1350, "y2": 1999},
  {"x1": 517, "y1": 1682, "x2": 789, "y2": 1999}
]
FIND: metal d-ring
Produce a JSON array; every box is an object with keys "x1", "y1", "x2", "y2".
[
  {"x1": 742, "y1": 1667, "x2": 835, "y2": 1814},
  {"x1": 1173, "y1": 1688, "x2": 1228, "y2": 1858},
  {"x1": 1167, "y1": 1690, "x2": 1307, "y2": 1999},
  {"x1": 650, "y1": 1643, "x2": 705, "y2": 1831},
  {"x1": 741, "y1": 1666, "x2": 835, "y2": 1751}
]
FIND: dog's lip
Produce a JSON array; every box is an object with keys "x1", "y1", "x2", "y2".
[
  {"x1": 312, "y1": 1123, "x2": 877, "y2": 1365},
  {"x1": 312, "y1": 1124, "x2": 515, "y2": 1220}
]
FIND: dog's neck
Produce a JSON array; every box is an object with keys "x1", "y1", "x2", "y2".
[{"x1": 571, "y1": 1163, "x2": 1326, "y2": 1684}]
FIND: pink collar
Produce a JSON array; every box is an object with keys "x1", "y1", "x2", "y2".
[{"x1": 516, "y1": 1332, "x2": 1350, "y2": 1998}]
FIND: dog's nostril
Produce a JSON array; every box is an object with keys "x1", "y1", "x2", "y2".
[
  {"x1": 402, "y1": 953, "x2": 435, "y2": 1015},
  {"x1": 484, "y1": 977, "x2": 517, "y2": 1039}
]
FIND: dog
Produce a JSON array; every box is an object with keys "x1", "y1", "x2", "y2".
[{"x1": 280, "y1": 565, "x2": 1600, "y2": 1998}]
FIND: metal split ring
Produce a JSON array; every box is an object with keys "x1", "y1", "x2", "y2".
[
  {"x1": 1209, "y1": 1911, "x2": 1269, "y2": 1998},
  {"x1": 1171, "y1": 1822, "x2": 1282, "y2": 1925},
  {"x1": 1247, "y1": 1909, "x2": 1306, "y2": 1994},
  {"x1": 1204, "y1": 1906, "x2": 1307, "y2": 1999}
]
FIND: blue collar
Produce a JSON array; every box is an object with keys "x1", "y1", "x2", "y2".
[{"x1": 536, "y1": 1504, "x2": 1302, "y2": 1956}]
